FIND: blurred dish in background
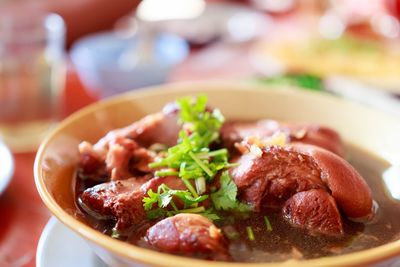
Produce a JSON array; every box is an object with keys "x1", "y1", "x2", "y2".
[
  {"x1": 0, "y1": 140, "x2": 14, "y2": 195},
  {"x1": 151, "y1": 3, "x2": 273, "y2": 46},
  {"x1": 252, "y1": 35, "x2": 400, "y2": 93},
  {"x1": 320, "y1": 0, "x2": 400, "y2": 39},
  {"x1": 255, "y1": 73, "x2": 400, "y2": 118},
  {"x1": 70, "y1": 31, "x2": 188, "y2": 98}
]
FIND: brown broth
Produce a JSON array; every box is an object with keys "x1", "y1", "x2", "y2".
[{"x1": 74, "y1": 144, "x2": 400, "y2": 262}]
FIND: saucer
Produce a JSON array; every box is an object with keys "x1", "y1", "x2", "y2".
[
  {"x1": 36, "y1": 217, "x2": 107, "y2": 267},
  {"x1": 0, "y1": 140, "x2": 14, "y2": 195}
]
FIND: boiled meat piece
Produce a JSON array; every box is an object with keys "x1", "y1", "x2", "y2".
[
  {"x1": 291, "y1": 144, "x2": 374, "y2": 221},
  {"x1": 79, "y1": 137, "x2": 155, "y2": 181},
  {"x1": 283, "y1": 189, "x2": 344, "y2": 236},
  {"x1": 221, "y1": 120, "x2": 344, "y2": 156},
  {"x1": 230, "y1": 145, "x2": 327, "y2": 210},
  {"x1": 229, "y1": 144, "x2": 374, "y2": 221},
  {"x1": 79, "y1": 177, "x2": 148, "y2": 231},
  {"x1": 145, "y1": 214, "x2": 229, "y2": 260},
  {"x1": 93, "y1": 109, "x2": 179, "y2": 153}
]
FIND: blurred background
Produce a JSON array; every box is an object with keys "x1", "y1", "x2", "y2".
[{"x1": 0, "y1": 0, "x2": 399, "y2": 266}]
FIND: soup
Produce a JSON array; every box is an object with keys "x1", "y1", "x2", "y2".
[{"x1": 73, "y1": 96, "x2": 400, "y2": 262}]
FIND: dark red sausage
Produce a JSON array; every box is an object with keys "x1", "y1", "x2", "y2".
[
  {"x1": 283, "y1": 189, "x2": 344, "y2": 236},
  {"x1": 145, "y1": 214, "x2": 229, "y2": 260}
]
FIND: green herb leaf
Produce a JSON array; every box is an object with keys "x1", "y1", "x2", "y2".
[
  {"x1": 199, "y1": 209, "x2": 220, "y2": 221},
  {"x1": 142, "y1": 189, "x2": 159, "y2": 211},
  {"x1": 147, "y1": 208, "x2": 167, "y2": 220},
  {"x1": 144, "y1": 95, "x2": 245, "y2": 220},
  {"x1": 211, "y1": 171, "x2": 252, "y2": 212},
  {"x1": 258, "y1": 73, "x2": 325, "y2": 92}
]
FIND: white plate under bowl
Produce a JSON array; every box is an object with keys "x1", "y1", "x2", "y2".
[
  {"x1": 36, "y1": 217, "x2": 107, "y2": 267},
  {"x1": 0, "y1": 140, "x2": 14, "y2": 195}
]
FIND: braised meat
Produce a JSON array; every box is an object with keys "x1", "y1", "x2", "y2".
[
  {"x1": 74, "y1": 96, "x2": 389, "y2": 263},
  {"x1": 221, "y1": 120, "x2": 344, "y2": 156},
  {"x1": 93, "y1": 110, "x2": 179, "y2": 153},
  {"x1": 230, "y1": 143, "x2": 374, "y2": 222},
  {"x1": 79, "y1": 177, "x2": 148, "y2": 231},
  {"x1": 291, "y1": 144, "x2": 374, "y2": 221},
  {"x1": 145, "y1": 214, "x2": 229, "y2": 260},
  {"x1": 283, "y1": 189, "x2": 344, "y2": 236},
  {"x1": 229, "y1": 145, "x2": 327, "y2": 210}
]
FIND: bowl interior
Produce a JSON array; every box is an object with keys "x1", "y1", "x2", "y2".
[{"x1": 35, "y1": 82, "x2": 400, "y2": 267}]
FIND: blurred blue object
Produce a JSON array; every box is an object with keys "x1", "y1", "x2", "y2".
[{"x1": 70, "y1": 31, "x2": 189, "y2": 97}]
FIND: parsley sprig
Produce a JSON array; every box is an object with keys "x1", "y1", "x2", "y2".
[{"x1": 143, "y1": 95, "x2": 250, "y2": 220}]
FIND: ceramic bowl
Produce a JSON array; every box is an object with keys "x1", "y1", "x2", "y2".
[{"x1": 34, "y1": 82, "x2": 400, "y2": 266}]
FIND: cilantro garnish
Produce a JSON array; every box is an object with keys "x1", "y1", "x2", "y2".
[
  {"x1": 143, "y1": 184, "x2": 208, "y2": 212},
  {"x1": 211, "y1": 171, "x2": 251, "y2": 212},
  {"x1": 143, "y1": 95, "x2": 249, "y2": 221}
]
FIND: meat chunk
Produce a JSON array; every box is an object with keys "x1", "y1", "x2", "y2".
[
  {"x1": 290, "y1": 144, "x2": 373, "y2": 221},
  {"x1": 229, "y1": 145, "x2": 327, "y2": 210},
  {"x1": 77, "y1": 106, "x2": 179, "y2": 181},
  {"x1": 93, "y1": 110, "x2": 179, "y2": 153},
  {"x1": 78, "y1": 149, "x2": 107, "y2": 181},
  {"x1": 283, "y1": 189, "x2": 344, "y2": 236},
  {"x1": 221, "y1": 120, "x2": 344, "y2": 156},
  {"x1": 79, "y1": 178, "x2": 148, "y2": 231},
  {"x1": 230, "y1": 143, "x2": 374, "y2": 222},
  {"x1": 145, "y1": 214, "x2": 229, "y2": 260},
  {"x1": 105, "y1": 137, "x2": 155, "y2": 180},
  {"x1": 79, "y1": 137, "x2": 155, "y2": 181}
]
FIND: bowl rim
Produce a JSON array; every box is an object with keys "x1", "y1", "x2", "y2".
[{"x1": 34, "y1": 81, "x2": 400, "y2": 267}]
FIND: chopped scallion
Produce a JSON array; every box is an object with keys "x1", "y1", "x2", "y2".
[
  {"x1": 148, "y1": 161, "x2": 167, "y2": 168},
  {"x1": 155, "y1": 170, "x2": 179, "y2": 177},
  {"x1": 189, "y1": 151, "x2": 213, "y2": 177},
  {"x1": 246, "y1": 226, "x2": 255, "y2": 241},
  {"x1": 264, "y1": 216, "x2": 273, "y2": 231},
  {"x1": 182, "y1": 178, "x2": 199, "y2": 198},
  {"x1": 111, "y1": 228, "x2": 121, "y2": 239},
  {"x1": 195, "y1": 177, "x2": 206, "y2": 195},
  {"x1": 172, "y1": 206, "x2": 205, "y2": 214}
]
